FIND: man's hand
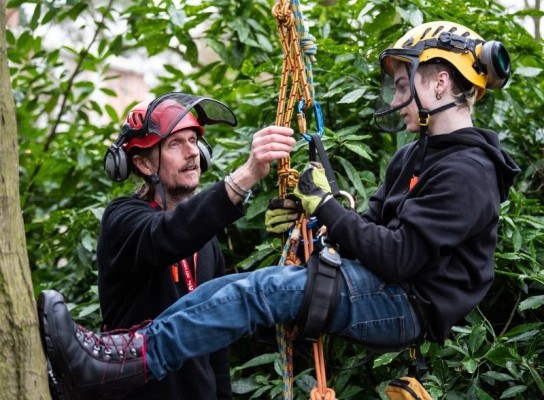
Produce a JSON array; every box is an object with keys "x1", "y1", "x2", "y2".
[
  {"x1": 243, "y1": 126, "x2": 296, "y2": 183},
  {"x1": 265, "y1": 197, "x2": 303, "y2": 233},
  {"x1": 293, "y1": 163, "x2": 332, "y2": 215},
  {"x1": 225, "y1": 126, "x2": 295, "y2": 205}
]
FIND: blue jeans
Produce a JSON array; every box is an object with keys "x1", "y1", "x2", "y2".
[{"x1": 143, "y1": 259, "x2": 422, "y2": 380}]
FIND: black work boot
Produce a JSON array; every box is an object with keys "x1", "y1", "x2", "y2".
[{"x1": 38, "y1": 290, "x2": 152, "y2": 399}]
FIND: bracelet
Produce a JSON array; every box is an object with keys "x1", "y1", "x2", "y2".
[
  {"x1": 227, "y1": 172, "x2": 250, "y2": 194},
  {"x1": 224, "y1": 176, "x2": 244, "y2": 197},
  {"x1": 225, "y1": 173, "x2": 253, "y2": 205}
]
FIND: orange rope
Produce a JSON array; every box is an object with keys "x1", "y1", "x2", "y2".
[
  {"x1": 272, "y1": 0, "x2": 314, "y2": 198},
  {"x1": 310, "y1": 339, "x2": 336, "y2": 400},
  {"x1": 272, "y1": 1, "x2": 336, "y2": 399}
]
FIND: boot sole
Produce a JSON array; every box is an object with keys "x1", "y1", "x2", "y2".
[{"x1": 38, "y1": 290, "x2": 81, "y2": 400}]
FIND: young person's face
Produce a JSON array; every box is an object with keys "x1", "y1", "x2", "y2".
[{"x1": 390, "y1": 63, "x2": 437, "y2": 133}]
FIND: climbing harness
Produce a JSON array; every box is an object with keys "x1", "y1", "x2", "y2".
[{"x1": 295, "y1": 134, "x2": 354, "y2": 343}]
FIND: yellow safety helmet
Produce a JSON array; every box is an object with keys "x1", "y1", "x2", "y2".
[
  {"x1": 382, "y1": 21, "x2": 510, "y2": 98},
  {"x1": 374, "y1": 21, "x2": 511, "y2": 132}
]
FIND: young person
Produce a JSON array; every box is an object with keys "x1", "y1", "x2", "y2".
[{"x1": 39, "y1": 21, "x2": 520, "y2": 400}]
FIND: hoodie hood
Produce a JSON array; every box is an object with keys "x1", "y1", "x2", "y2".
[{"x1": 427, "y1": 128, "x2": 520, "y2": 202}]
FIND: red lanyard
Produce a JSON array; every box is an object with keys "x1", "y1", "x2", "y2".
[
  {"x1": 149, "y1": 201, "x2": 199, "y2": 292},
  {"x1": 171, "y1": 253, "x2": 198, "y2": 292}
]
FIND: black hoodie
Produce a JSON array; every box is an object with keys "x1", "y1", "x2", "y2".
[
  {"x1": 316, "y1": 127, "x2": 520, "y2": 341},
  {"x1": 98, "y1": 182, "x2": 245, "y2": 399}
]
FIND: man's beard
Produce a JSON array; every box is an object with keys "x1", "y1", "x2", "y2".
[
  {"x1": 166, "y1": 183, "x2": 198, "y2": 199},
  {"x1": 163, "y1": 160, "x2": 200, "y2": 201}
]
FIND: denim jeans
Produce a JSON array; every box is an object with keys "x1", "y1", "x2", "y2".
[{"x1": 143, "y1": 259, "x2": 422, "y2": 380}]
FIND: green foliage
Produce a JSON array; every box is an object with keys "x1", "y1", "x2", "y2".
[{"x1": 8, "y1": 0, "x2": 544, "y2": 398}]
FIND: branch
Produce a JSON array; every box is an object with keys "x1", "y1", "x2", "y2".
[
  {"x1": 22, "y1": 0, "x2": 115, "y2": 205},
  {"x1": 499, "y1": 291, "x2": 522, "y2": 337}
]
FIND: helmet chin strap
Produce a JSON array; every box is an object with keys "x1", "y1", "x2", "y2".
[
  {"x1": 413, "y1": 90, "x2": 458, "y2": 137},
  {"x1": 408, "y1": 91, "x2": 458, "y2": 191},
  {"x1": 150, "y1": 144, "x2": 168, "y2": 211}
]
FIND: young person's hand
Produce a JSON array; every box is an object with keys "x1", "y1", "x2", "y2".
[{"x1": 293, "y1": 162, "x2": 332, "y2": 215}]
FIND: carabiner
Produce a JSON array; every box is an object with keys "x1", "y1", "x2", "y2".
[
  {"x1": 335, "y1": 190, "x2": 356, "y2": 210},
  {"x1": 297, "y1": 100, "x2": 324, "y2": 142}
]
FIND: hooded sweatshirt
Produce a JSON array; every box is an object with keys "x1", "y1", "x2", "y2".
[
  {"x1": 316, "y1": 127, "x2": 520, "y2": 341},
  {"x1": 98, "y1": 181, "x2": 245, "y2": 400}
]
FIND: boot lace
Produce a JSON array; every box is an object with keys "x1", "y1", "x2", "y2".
[{"x1": 77, "y1": 320, "x2": 152, "y2": 382}]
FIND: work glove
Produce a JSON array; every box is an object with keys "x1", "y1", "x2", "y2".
[
  {"x1": 265, "y1": 196, "x2": 303, "y2": 233},
  {"x1": 293, "y1": 162, "x2": 332, "y2": 216}
]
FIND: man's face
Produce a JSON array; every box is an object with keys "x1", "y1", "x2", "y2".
[{"x1": 156, "y1": 129, "x2": 201, "y2": 198}]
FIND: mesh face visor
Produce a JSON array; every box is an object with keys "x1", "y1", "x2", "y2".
[
  {"x1": 374, "y1": 49, "x2": 421, "y2": 132},
  {"x1": 145, "y1": 92, "x2": 238, "y2": 138}
]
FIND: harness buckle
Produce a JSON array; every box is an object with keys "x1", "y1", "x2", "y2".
[{"x1": 319, "y1": 240, "x2": 342, "y2": 267}]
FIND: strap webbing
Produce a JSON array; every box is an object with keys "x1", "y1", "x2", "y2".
[{"x1": 308, "y1": 134, "x2": 340, "y2": 197}]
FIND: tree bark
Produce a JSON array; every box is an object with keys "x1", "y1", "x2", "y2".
[{"x1": 0, "y1": 1, "x2": 52, "y2": 399}]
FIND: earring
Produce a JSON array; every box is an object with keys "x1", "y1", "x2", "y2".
[{"x1": 436, "y1": 92, "x2": 443, "y2": 100}]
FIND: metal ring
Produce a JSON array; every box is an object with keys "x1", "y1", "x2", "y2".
[{"x1": 337, "y1": 190, "x2": 356, "y2": 209}]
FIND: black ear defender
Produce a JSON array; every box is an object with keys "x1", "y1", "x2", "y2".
[
  {"x1": 198, "y1": 137, "x2": 213, "y2": 173},
  {"x1": 479, "y1": 40, "x2": 511, "y2": 89},
  {"x1": 104, "y1": 124, "x2": 131, "y2": 182},
  {"x1": 435, "y1": 32, "x2": 511, "y2": 90}
]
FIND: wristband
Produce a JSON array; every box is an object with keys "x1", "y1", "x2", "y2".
[{"x1": 225, "y1": 173, "x2": 253, "y2": 205}]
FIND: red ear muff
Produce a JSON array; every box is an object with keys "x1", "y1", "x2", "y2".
[{"x1": 198, "y1": 138, "x2": 213, "y2": 173}]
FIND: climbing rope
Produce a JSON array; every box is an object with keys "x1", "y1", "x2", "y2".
[
  {"x1": 272, "y1": 0, "x2": 316, "y2": 197},
  {"x1": 272, "y1": 1, "x2": 336, "y2": 399}
]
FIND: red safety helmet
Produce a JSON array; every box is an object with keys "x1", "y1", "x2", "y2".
[
  {"x1": 123, "y1": 99, "x2": 204, "y2": 154},
  {"x1": 104, "y1": 92, "x2": 237, "y2": 182}
]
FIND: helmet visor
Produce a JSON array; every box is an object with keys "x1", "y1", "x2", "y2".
[
  {"x1": 374, "y1": 50, "x2": 420, "y2": 132},
  {"x1": 145, "y1": 92, "x2": 237, "y2": 138}
]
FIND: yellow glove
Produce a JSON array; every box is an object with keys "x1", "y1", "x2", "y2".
[
  {"x1": 293, "y1": 163, "x2": 332, "y2": 215},
  {"x1": 265, "y1": 197, "x2": 302, "y2": 233}
]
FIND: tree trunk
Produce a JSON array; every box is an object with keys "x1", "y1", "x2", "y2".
[{"x1": 0, "y1": 1, "x2": 52, "y2": 399}]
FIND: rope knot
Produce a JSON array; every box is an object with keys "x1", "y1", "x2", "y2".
[
  {"x1": 300, "y1": 20, "x2": 317, "y2": 62},
  {"x1": 310, "y1": 387, "x2": 336, "y2": 400},
  {"x1": 272, "y1": 1, "x2": 294, "y2": 27},
  {"x1": 300, "y1": 34, "x2": 317, "y2": 61}
]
